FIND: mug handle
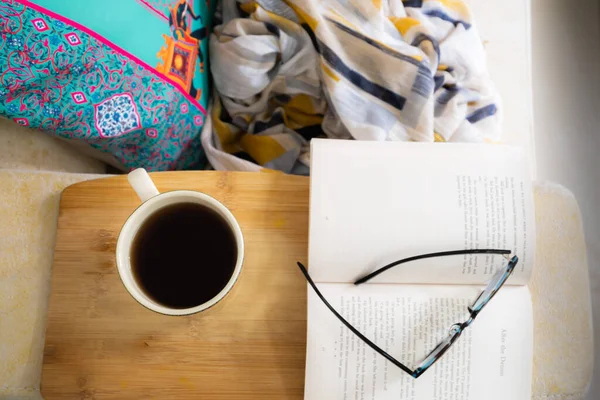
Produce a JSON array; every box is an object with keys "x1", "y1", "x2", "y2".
[{"x1": 128, "y1": 168, "x2": 160, "y2": 202}]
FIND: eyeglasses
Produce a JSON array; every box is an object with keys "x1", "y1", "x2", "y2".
[{"x1": 297, "y1": 249, "x2": 518, "y2": 379}]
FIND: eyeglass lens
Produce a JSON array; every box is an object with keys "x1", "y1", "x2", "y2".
[
  {"x1": 414, "y1": 324, "x2": 462, "y2": 375},
  {"x1": 470, "y1": 256, "x2": 516, "y2": 312}
]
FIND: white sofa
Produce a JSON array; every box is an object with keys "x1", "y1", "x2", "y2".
[
  {"x1": 0, "y1": 116, "x2": 593, "y2": 399},
  {"x1": 0, "y1": 118, "x2": 103, "y2": 399}
]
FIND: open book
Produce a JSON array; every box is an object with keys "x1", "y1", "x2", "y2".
[{"x1": 305, "y1": 140, "x2": 535, "y2": 400}]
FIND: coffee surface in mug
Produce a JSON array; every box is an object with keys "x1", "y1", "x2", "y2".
[{"x1": 131, "y1": 202, "x2": 237, "y2": 309}]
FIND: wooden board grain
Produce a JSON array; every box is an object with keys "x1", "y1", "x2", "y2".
[{"x1": 41, "y1": 171, "x2": 310, "y2": 399}]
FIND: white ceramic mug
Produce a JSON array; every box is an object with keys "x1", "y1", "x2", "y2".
[{"x1": 116, "y1": 169, "x2": 244, "y2": 316}]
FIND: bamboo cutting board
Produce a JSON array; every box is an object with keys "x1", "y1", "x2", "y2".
[{"x1": 42, "y1": 171, "x2": 310, "y2": 399}]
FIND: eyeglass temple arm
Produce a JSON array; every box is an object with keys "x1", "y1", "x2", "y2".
[
  {"x1": 297, "y1": 262, "x2": 415, "y2": 377},
  {"x1": 354, "y1": 249, "x2": 512, "y2": 285}
]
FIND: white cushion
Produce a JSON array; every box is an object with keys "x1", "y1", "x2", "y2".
[
  {"x1": 530, "y1": 182, "x2": 593, "y2": 400},
  {"x1": 0, "y1": 117, "x2": 105, "y2": 173},
  {"x1": 0, "y1": 176, "x2": 592, "y2": 399}
]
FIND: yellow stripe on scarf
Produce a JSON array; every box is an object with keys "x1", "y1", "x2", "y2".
[
  {"x1": 212, "y1": 99, "x2": 242, "y2": 154},
  {"x1": 283, "y1": 94, "x2": 324, "y2": 129},
  {"x1": 282, "y1": 0, "x2": 319, "y2": 31},
  {"x1": 434, "y1": 132, "x2": 446, "y2": 142},
  {"x1": 372, "y1": 0, "x2": 382, "y2": 10},
  {"x1": 240, "y1": 134, "x2": 287, "y2": 166},
  {"x1": 254, "y1": 4, "x2": 308, "y2": 35},
  {"x1": 327, "y1": 8, "x2": 360, "y2": 31},
  {"x1": 388, "y1": 16, "x2": 420, "y2": 36},
  {"x1": 322, "y1": 62, "x2": 340, "y2": 82},
  {"x1": 239, "y1": 1, "x2": 258, "y2": 14}
]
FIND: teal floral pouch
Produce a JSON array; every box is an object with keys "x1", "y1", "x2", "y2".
[{"x1": 0, "y1": 0, "x2": 212, "y2": 170}]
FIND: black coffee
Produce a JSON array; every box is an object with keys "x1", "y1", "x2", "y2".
[{"x1": 131, "y1": 202, "x2": 237, "y2": 309}]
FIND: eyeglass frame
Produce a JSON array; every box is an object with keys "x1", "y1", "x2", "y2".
[{"x1": 297, "y1": 249, "x2": 519, "y2": 379}]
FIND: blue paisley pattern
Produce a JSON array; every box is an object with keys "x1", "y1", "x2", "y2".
[{"x1": 0, "y1": 1, "x2": 207, "y2": 171}]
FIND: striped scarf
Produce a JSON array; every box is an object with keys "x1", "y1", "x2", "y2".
[{"x1": 204, "y1": 0, "x2": 501, "y2": 173}]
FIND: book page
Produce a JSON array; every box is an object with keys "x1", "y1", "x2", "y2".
[
  {"x1": 308, "y1": 140, "x2": 535, "y2": 286},
  {"x1": 304, "y1": 283, "x2": 533, "y2": 400}
]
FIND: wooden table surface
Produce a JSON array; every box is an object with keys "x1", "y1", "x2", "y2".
[{"x1": 42, "y1": 171, "x2": 310, "y2": 399}]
